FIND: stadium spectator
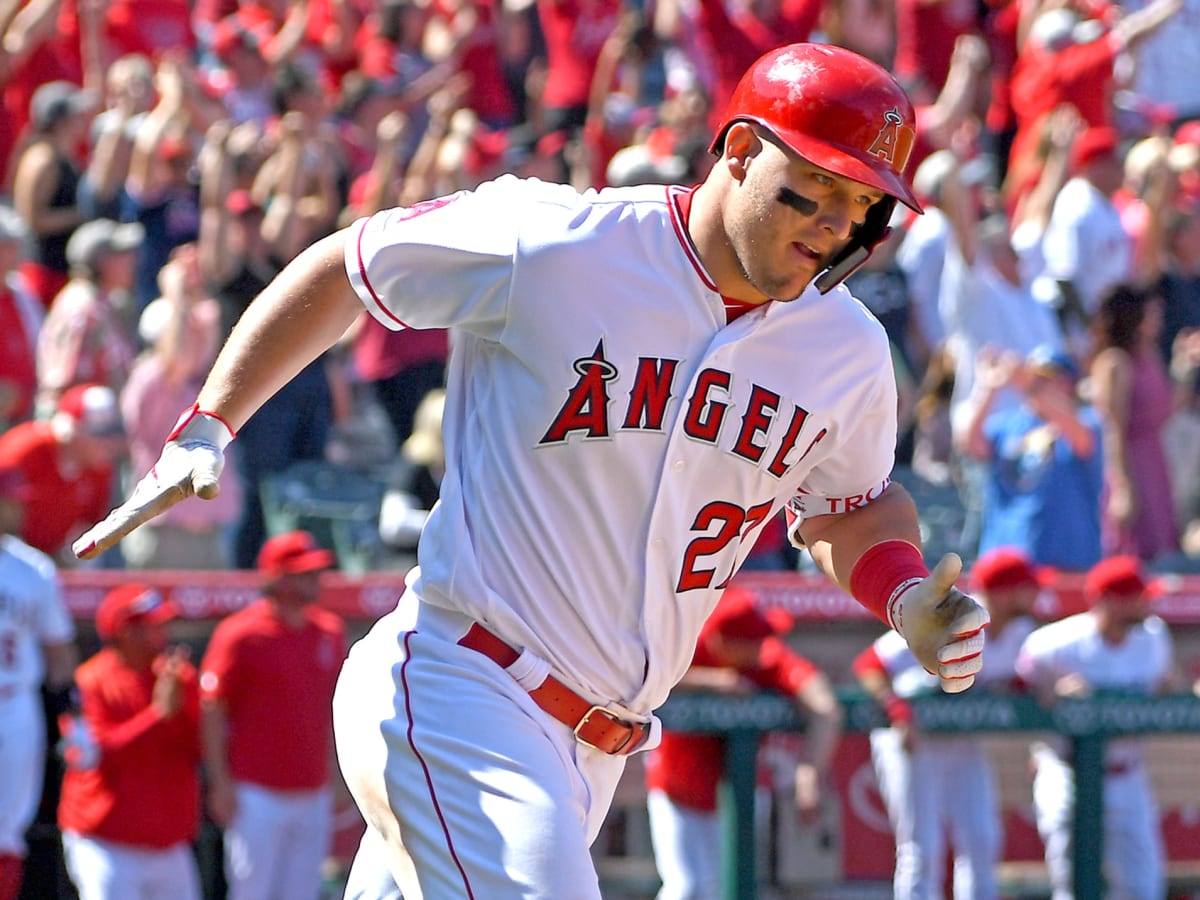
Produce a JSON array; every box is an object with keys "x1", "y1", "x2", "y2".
[
  {"x1": 1089, "y1": 284, "x2": 1180, "y2": 561},
  {"x1": 35, "y1": 218, "x2": 143, "y2": 419},
  {"x1": 58, "y1": 583, "x2": 202, "y2": 900},
  {"x1": 961, "y1": 344, "x2": 1104, "y2": 571},
  {"x1": 895, "y1": 151, "x2": 958, "y2": 371},
  {"x1": 0, "y1": 206, "x2": 41, "y2": 432},
  {"x1": 1038, "y1": 126, "x2": 1132, "y2": 358},
  {"x1": 536, "y1": 0, "x2": 621, "y2": 140},
  {"x1": 12, "y1": 79, "x2": 95, "y2": 309},
  {"x1": 892, "y1": 0, "x2": 979, "y2": 107},
  {"x1": 941, "y1": 207, "x2": 1065, "y2": 444},
  {"x1": 223, "y1": 114, "x2": 339, "y2": 571},
  {"x1": 854, "y1": 546, "x2": 1039, "y2": 900},
  {"x1": 645, "y1": 590, "x2": 842, "y2": 900},
  {"x1": 200, "y1": 530, "x2": 348, "y2": 900},
  {"x1": 1016, "y1": 555, "x2": 1182, "y2": 900},
  {"x1": 0, "y1": 383, "x2": 126, "y2": 563},
  {"x1": 123, "y1": 53, "x2": 206, "y2": 314},
  {"x1": 196, "y1": 119, "x2": 280, "y2": 340},
  {"x1": 1007, "y1": 0, "x2": 1182, "y2": 215},
  {"x1": 1145, "y1": 190, "x2": 1200, "y2": 366},
  {"x1": 77, "y1": 54, "x2": 156, "y2": 223},
  {"x1": 0, "y1": 465, "x2": 77, "y2": 900},
  {"x1": 119, "y1": 244, "x2": 242, "y2": 569}
]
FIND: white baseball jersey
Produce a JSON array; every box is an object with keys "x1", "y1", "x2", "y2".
[
  {"x1": 1015, "y1": 611, "x2": 1173, "y2": 765},
  {"x1": 0, "y1": 534, "x2": 73, "y2": 693},
  {"x1": 0, "y1": 533, "x2": 73, "y2": 857},
  {"x1": 346, "y1": 175, "x2": 898, "y2": 714}
]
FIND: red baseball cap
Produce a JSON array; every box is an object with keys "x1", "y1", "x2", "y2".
[
  {"x1": 704, "y1": 589, "x2": 792, "y2": 641},
  {"x1": 0, "y1": 465, "x2": 31, "y2": 503},
  {"x1": 96, "y1": 584, "x2": 177, "y2": 640},
  {"x1": 56, "y1": 383, "x2": 125, "y2": 437},
  {"x1": 257, "y1": 530, "x2": 335, "y2": 578},
  {"x1": 970, "y1": 547, "x2": 1042, "y2": 593},
  {"x1": 1083, "y1": 555, "x2": 1149, "y2": 604}
]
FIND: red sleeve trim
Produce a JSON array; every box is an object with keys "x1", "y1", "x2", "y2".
[{"x1": 354, "y1": 220, "x2": 409, "y2": 329}]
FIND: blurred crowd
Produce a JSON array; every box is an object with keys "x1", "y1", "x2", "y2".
[{"x1": 3, "y1": 0, "x2": 1200, "y2": 578}]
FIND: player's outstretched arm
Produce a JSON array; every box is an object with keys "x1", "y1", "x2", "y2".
[
  {"x1": 799, "y1": 484, "x2": 988, "y2": 692},
  {"x1": 73, "y1": 231, "x2": 364, "y2": 559}
]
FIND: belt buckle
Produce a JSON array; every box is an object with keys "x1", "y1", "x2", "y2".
[{"x1": 574, "y1": 705, "x2": 636, "y2": 754}]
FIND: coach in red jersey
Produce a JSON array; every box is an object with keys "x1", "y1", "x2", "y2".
[
  {"x1": 199, "y1": 529, "x2": 348, "y2": 900},
  {"x1": 58, "y1": 583, "x2": 202, "y2": 900}
]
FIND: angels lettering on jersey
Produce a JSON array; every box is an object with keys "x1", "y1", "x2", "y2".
[{"x1": 538, "y1": 339, "x2": 827, "y2": 477}]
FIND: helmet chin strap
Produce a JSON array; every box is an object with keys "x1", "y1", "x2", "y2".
[
  {"x1": 814, "y1": 246, "x2": 871, "y2": 294},
  {"x1": 813, "y1": 195, "x2": 898, "y2": 294}
]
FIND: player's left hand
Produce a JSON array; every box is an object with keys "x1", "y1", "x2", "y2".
[{"x1": 889, "y1": 553, "x2": 989, "y2": 693}]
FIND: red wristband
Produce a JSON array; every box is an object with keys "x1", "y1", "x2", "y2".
[{"x1": 849, "y1": 540, "x2": 929, "y2": 628}]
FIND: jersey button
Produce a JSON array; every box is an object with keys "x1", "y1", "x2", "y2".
[{"x1": 672, "y1": 460, "x2": 685, "y2": 471}]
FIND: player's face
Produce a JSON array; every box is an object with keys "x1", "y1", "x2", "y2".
[
  {"x1": 275, "y1": 569, "x2": 323, "y2": 606},
  {"x1": 726, "y1": 130, "x2": 884, "y2": 302}
]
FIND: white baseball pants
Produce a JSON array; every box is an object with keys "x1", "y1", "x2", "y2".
[
  {"x1": 333, "y1": 599, "x2": 630, "y2": 900},
  {"x1": 223, "y1": 781, "x2": 332, "y2": 900},
  {"x1": 61, "y1": 832, "x2": 200, "y2": 900},
  {"x1": 870, "y1": 728, "x2": 1002, "y2": 900}
]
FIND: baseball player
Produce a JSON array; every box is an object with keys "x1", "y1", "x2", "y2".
[
  {"x1": 0, "y1": 465, "x2": 77, "y2": 900},
  {"x1": 73, "y1": 43, "x2": 989, "y2": 899},
  {"x1": 854, "y1": 546, "x2": 1040, "y2": 900},
  {"x1": 58, "y1": 583, "x2": 202, "y2": 900},
  {"x1": 645, "y1": 590, "x2": 842, "y2": 900},
  {"x1": 199, "y1": 529, "x2": 347, "y2": 900},
  {"x1": 1015, "y1": 555, "x2": 1179, "y2": 900}
]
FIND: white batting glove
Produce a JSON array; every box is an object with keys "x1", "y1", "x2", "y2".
[
  {"x1": 72, "y1": 405, "x2": 235, "y2": 560},
  {"x1": 888, "y1": 553, "x2": 989, "y2": 693}
]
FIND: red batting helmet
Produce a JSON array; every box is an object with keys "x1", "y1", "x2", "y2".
[{"x1": 711, "y1": 43, "x2": 922, "y2": 213}]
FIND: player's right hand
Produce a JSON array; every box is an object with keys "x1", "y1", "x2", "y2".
[
  {"x1": 889, "y1": 553, "x2": 989, "y2": 694},
  {"x1": 72, "y1": 405, "x2": 235, "y2": 560}
]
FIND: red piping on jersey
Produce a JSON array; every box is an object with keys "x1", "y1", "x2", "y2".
[
  {"x1": 355, "y1": 224, "x2": 411, "y2": 329},
  {"x1": 667, "y1": 185, "x2": 718, "y2": 292},
  {"x1": 400, "y1": 630, "x2": 476, "y2": 898}
]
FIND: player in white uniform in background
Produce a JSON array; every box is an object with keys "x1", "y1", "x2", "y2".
[
  {"x1": 854, "y1": 546, "x2": 1040, "y2": 900},
  {"x1": 73, "y1": 43, "x2": 990, "y2": 899},
  {"x1": 0, "y1": 465, "x2": 78, "y2": 900},
  {"x1": 1016, "y1": 555, "x2": 1179, "y2": 900}
]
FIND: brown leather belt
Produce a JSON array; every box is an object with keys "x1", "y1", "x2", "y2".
[{"x1": 457, "y1": 623, "x2": 650, "y2": 756}]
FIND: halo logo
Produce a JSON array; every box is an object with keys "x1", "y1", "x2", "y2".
[{"x1": 868, "y1": 108, "x2": 905, "y2": 164}]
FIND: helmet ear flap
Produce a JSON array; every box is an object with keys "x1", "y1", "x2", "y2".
[{"x1": 814, "y1": 197, "x2": 897, "y2": 294}]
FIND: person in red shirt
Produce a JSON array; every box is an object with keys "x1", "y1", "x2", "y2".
[
  {"x1": 199, "y1": 530, "x2": 348, "y2": 900},
  {"x1": 536, "y1": 0, "x2": 622, "y2": 139},
  {"x1": 58, "y1": 583, "x2": 202, "y2": 900},
  {"x1": 0, "y1": 208, "x2": 41, "y2": 431},
  {"x1": 1007, "y1": 0, "x2": 1182, "y2": 216},
  {"x1": 643, "y1": 589, "x2": 843, "y2": 900},
  {"x1": 0, "y1": 383, "x2": 126, "y2": 563}
]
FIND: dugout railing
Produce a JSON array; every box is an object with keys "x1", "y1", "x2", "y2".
[{"x1": 655, "y1": 688, "x2": 1200, "y2": 900}]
